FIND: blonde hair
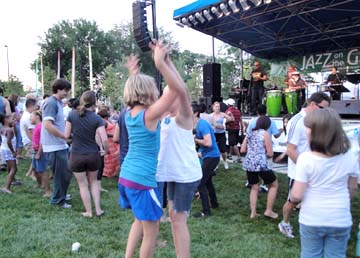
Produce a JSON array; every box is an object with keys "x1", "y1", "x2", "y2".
[
  {"x1": 304, "y1": 108, "x2": 350, "y2": 156},
  {"x1": 78, "y1": 90, "x2": 96, "y2": 117},
  {"x1": 123, "y1": 74, "x2": 159, "y2": 108}
]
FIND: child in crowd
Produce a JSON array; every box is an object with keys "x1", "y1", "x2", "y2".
[
  {"x1": 0, "y1": 114, "x2": 17, "y2": 193},
  {"x1": 30, "y1": 110, "x2": 51, "y2": 197},
  {"x1": 241, "y1": 116, "x2": 278, "y2": 219}
]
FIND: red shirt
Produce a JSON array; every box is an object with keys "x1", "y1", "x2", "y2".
[{"x1": 225, "y1": 107, "x2": 241, "y2": 130}]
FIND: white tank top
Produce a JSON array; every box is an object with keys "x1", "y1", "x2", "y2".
[
  {"x1": 157, "y1": 116, "x2": 202, "y2": 183},
  {"x1": 1, "y1": 130, "x2": 17, "y2": 151}
]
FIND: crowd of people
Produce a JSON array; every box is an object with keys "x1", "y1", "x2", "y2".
[{"x1": 0, "y1": 41, "x2": 359, "y2": 258}]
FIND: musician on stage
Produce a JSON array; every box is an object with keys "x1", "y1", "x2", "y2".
[
  {"x1": 250, "y1": 61, "x2": 267, "y2": 115},
  {"x1": 284, "y1": 64, "x2": 297, "y2": 86},
  {"x1": 326, "y1": 66, "x2": 345, "y2": 100},
  {"x1": 288, "y1": 71, "x2": 307, "y2": 112}
]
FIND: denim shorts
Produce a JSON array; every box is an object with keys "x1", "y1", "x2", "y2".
[
  {"x1": 167, "y1": 180, "x2": 201, "y2": 213},
  {"x1": 300, "y1": 223, "x2": 351, "y2": 258},
  {"x1": 32, "y1": 153, "x2": 48, "y2": 173}
]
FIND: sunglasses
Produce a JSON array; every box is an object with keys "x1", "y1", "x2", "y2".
[{"x1": 316, "y1": 104, "x2": 325, "y2": 109}]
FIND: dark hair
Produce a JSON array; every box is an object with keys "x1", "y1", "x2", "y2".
[
  {"x1": 8, "y1": 94, "x2": 18, "y2": 106},
  {"x1": 32, "y1": 110, "x2": 42, "y2": 122},
  {"x1": 78, "y1": 90, "x2": 96, "y2": 117},
  {"x1": 51, "y1": 78, "x2": 71, "y2": 94},
  {"x1": 69, "y1": 98, "x2": 80, "y2": 110},
  {"x1": 0, "y1": 113, "x2": 5, "y2": 124},
  {"x1": 43, "y1": 94, "x2": 50, "y2": 99},
  {"x1": 98, "y1": 108, "x2": 110, "y2": 118},
  {"x1": 256, "y1": 104, "x2": 267, "y2": 116},
  {"x1": 282, "y1": 114, "x2": 293, "y2": 135},
  {"x1": 192, "y1": 103, "x2": 202, "y2": 117},
  {"x1": 306, "y1": 92, "x2": 331, "y2": 106},
  {"x1": 304, "y1": 108, "x2": 350, "y2": 156},
  {"x1": 252, "y1": 115, "x2": 271, "y2": 131},
  {"x1": 25, "y1": 98, "x2": 37, "y2": 108},
  {"x1": 332, "y1": 66, "x2": 337, "y2": 71},
  {"x1": 199, "y1": 103, "x2": 207, "y2": 114},
  {"x1": 0, "y1": 88, "x2": 3, "y2": 96}
]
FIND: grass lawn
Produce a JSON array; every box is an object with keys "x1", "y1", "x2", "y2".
[{"x1": 1, "y1": 158, "x2": 359, "y2": 258}]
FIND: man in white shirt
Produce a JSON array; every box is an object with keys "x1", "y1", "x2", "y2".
[
  {"x1": 62, "y1": 98, "x2": 72, "y2": 121},
  {"x1": 278, "y1": 92, "x2": 331, "y2": 238}
]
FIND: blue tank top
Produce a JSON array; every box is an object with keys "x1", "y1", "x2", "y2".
[
  {"x1": 120, "y1": 109, "x2": 160, "y2": 188},
  {"x1": 0, "y1": 96, "x2": 6, "y2": 114},
  {"x1": 213, "y1": 114, "x2": 225, "y2": 134}
]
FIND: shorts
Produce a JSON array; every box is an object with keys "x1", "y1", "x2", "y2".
[
  {"x1": 215, "y1": 132, "x2": 227, "y2": 153},
  {"x1": 69, "y1": 152, "x2": 101, "y2": 172},
  {"x1": 118, "y1": 184, "x2": 162, "y2": 221},
  {"x1": 167, "y1": 180, "x2": 200, "y2": 213},
  {"x1": 32, "y1": 152, "x2": 48, "y2": 173},
  {"x1": 287, "y1": 177, "x2": 295, "y2": 201},
  {"x1": 247, "y1": 170, "x2": 277, "y2": 185},
  {"x1": 228, "y1": 129, "x2": 240, "y2": 146},
  {"x1": 2, "y1": 149, "x2": 16, "y2": 161}
]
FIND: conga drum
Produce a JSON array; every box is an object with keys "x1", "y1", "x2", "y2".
[
  {"x1": 285, "y1": 90, "x2": 298, "y2": 114},
  {"x1": 266, "y1": 90, "x2": 282, "y2": 117}
]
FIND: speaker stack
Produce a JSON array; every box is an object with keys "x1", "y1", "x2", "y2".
[
  {"x1": 132, "y1": 1, "x2": 152, "y2": 52},
  {"x1": 203, "y1": 63, "x2": 222, "y2": 103}
]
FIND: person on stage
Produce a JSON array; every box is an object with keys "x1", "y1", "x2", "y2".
[
  {"x1": 288, "y1": 71, "x2": 307, "y2": 112},
  {"x1": 284, "y1": 64, "x2": 297, "y2": 86},
  {"x1": 250, "y1": 61, "x2": 267, "y2": 115},
  {"x1": 326, "y1": 66, "x2": 345, "y2": 100}
]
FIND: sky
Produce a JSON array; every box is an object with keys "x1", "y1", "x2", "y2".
[{"x1": 0, "y1": 0, "x2": 221, "y2": 87}]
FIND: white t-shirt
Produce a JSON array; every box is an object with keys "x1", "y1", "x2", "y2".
[
  {"x1": 286, "y1": 109, "x2": 309, "y2": 179},
  {"x1": 20, "y1": 110, "x2": 35, "y2": 146},
  {"x1": 157, "y1": 116, "x2": 202, "y2": 183},
  {"x1": 63, "y1": 106, "x2": 72, "y2": 121},
  {"x1": 295, "y1": 151, "x2": 359, "y2": 227}
]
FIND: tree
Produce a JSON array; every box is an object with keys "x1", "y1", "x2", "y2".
[
  {"x1": 37, "y1": 19, "x2": 118, "y2": 93},
  {"x1": 102, "y1": 64, "x2": 125, "y2": 108},
  {"x1": 41, "y1": 66, "x2": 57, "y2": 95},
  {"x1": 2, "y1": 75, "x2": 25, "y2": 96}
]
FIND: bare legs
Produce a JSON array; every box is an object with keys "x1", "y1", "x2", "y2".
[
  {"x1": 125, "y1": 219, "x2": 159, "y2": 258},
  {"x1": 282, "y1": 200, "x2": 296, "y2": 224},
  {"x1": 168, "y1": 201, "x2": 190, "y2": 258},
  {"x1": 249, "y1": 180, "x2": 278, "y2": 219},
  {"x1": 73, "y1": 171, "x2": 102, "y2": 217},
  {"x1": 34, "y1": 171, "x2": 51, "y2": 197},
  {"x1": 2, "y1": 160, "x2": 16, "y2": 193}
]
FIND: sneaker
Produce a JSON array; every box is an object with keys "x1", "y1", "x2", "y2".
[
  {"x1": 278, "y1": 221, "x2": 295, "y2": 238},
  {"x1": 224, "y1": 161, "x2": 229, "y2": 170},
  {"x1": 61, "y1": 202, "x2": 72, "y2": 209},
  {"x1": 259, "y1": 184, "x2": 269, "y2": 193},
  {"x1": 192, "y1": 212, "x2": 210, "y2": 218},
  {"x1": 65, "y1": 194, "x2": 72, "y2": 201}
]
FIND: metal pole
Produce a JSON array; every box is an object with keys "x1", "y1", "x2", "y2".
[
  {"x1": 211, "y1": 37, "x2": 215, "y2": 63},
  {"x1": 151, "y1": 0, "x2": 162, "y2": 95},
  {"x1": 4, "y1": 45, "x2": 9, "y2": 80}
]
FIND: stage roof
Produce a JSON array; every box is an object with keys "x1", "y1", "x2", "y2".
[{"x1": 173, "y1": 0, "x2": 360, "y2": 59}]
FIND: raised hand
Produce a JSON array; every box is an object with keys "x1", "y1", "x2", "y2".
[
  {"x1": 125, "y1": 54, "x2": 140, "y2": 76},
  {"x1": 149, "y1": 40, "x2": 170, "y2": 69}
]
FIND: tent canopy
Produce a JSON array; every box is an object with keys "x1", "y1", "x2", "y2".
[{"x1": 173, "y1": 0, "x2": 360, "y2": 60}]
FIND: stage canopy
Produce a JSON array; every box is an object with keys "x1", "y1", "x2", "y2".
[{"x1": 173, "y1": 0, "x2": 360, "y2": 61}]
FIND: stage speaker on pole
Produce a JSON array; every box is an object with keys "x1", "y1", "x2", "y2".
[
  {"x1": 203, "y1": 63, "x2": 221, "y2": 98},
  {"x1": 132, "y1": 1, "x2": 152, "y2": 52}
]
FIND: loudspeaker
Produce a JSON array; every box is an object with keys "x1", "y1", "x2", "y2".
[
  {"x1": 330, "y1": 100, "x2": 360, "y2": 116},
  {"x1": 132, "y1": 1, "x2": 152, "y2": 52},
  {"x1": 203, "y1": 63, "x2": 221, "y2": 97}
]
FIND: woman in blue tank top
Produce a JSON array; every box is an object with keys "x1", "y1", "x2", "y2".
[{"x1": 118, "y1": 42, "x2": 191, "y2": 258}]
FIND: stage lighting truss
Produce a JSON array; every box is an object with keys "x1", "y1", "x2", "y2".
[
  {"x1": 228, "y1": 0, "x2": 240, "y2": 13},
  {"x1": 239, "y1": 0, "x2": 251, "y2": 11},
  {"x1": 203, "y1": 9, "x2": 214, "y2": 21},
  {"x1": 178, "y1": 0, "x2": 271, "y2": 27},
  {"x1": 211, "y1": 6, "x2": 224, "y2": 18},
  {"x1": 250, "y1": 0, "x2": 262, "y2": 7},
  {"x1": 220, "y1": 3, "x2": 231, "y2": 16}
]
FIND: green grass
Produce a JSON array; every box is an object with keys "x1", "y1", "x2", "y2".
[{"x1": 1, "y1": 158, "x2": 359, "y2": 258}]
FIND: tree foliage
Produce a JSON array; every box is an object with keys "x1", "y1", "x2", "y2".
[{"x1": 2, "y1": 75, "x2": 25, "y2": 96}]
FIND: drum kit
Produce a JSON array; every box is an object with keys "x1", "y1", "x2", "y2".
[{"x1": 265, "y1": 88, "x2": 298, "y2": 116}]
